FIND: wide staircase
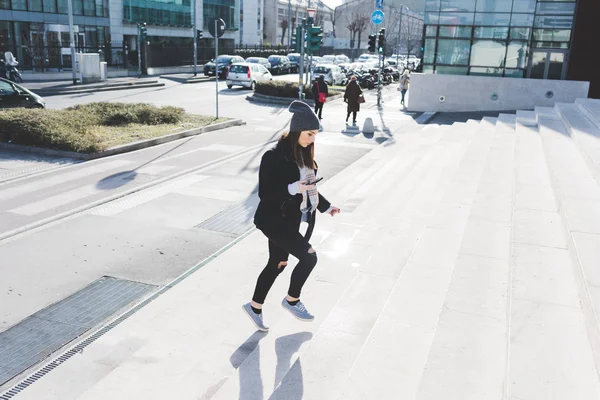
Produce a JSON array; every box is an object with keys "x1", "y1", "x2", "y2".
[{"x1": 9, "y1": 99, "x2": 600, "y2": 400}]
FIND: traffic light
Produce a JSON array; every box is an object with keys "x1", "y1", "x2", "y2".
[
  {"x1": 292, "y1": 26, "x2": 302, "y2": 53},
  {"x1": 197, "y1": 30, "x2": 203, "y2": 40},
  {"x1": 139, "y1": 22, "x2": 147, "y2": 38},
  {"x1": 307, "y1": 24, "x2": 323, "y2": 54},
  {"x1": 368, "y1": 34, "x2": 376, "y2": 53},
  {"x1": 377, "y1": 28, "x2": 385, "y2": 54}
]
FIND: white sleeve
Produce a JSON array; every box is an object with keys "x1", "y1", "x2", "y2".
[{"x1": 288, "y1": 182, "x2": 300, "y2": 195}]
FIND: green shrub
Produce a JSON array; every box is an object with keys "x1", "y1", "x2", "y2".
[
  {"x1": 0, "y1": 109, "x2": 102, "y2": 152},
  {"x1": 0, "y1": 102, "x2": 188, "y2": 153},
  {"x1": 255, "y1": 81, "x2": 343, "y2": 99},
  {"x1": 66, "y1": 102, "x2": 185, "y2": 126}
]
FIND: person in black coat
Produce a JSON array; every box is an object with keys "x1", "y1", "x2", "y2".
[
  {"x1": 344, "y1": 75, "x2": 363, "y2": 125},
  {"x1": 311, "y1": 75, "x2": 328, "y2": 120},
  {"x1": 243, "y1": 100, "x2": 341, "y2": 332}
]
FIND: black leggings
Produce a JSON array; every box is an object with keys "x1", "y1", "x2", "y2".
[
  {"x1": 346, "y1": 111, "x2": 357, "y2": 122},
  {"x1": 314, "y1": 102, "x2": 323, "y2": 118},
  {"x1": 252, "y1": 229, "x2": 317, "y2": 304}
]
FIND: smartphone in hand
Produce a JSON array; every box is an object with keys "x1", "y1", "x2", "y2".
[{"x1": 307, "y1": 177, "x2": 324, "y2": 185}]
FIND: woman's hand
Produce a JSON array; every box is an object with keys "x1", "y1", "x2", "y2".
[
  {"x1": 297, "y1": 180, "x2": 316, "y2": 193},
  {"x1": 328, "y1": 206, "x2": 341, "y2": 217}
]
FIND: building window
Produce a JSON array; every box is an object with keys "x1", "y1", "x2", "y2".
[
  {"x1": 441, "y1": 0, "x2": 476, "y2": 12},
  {"x1": 474, "y1": 27, "x2": 508, "y2": 39},
  {"x1": 436, "y1": 38, "x2": 470, "y2": 65},
  {"x1": 439, "y1": 26, "x2": 471, "y2": 38},
  {"x1": 475, "y1": 0, "x2": 512, "y2": 13},
  {"x1": 505, "y1": 40, "x2": 528, "y2": 68},
  {"x1": 470, "y1": 39, "x2": 506, "y2": 67},
  {"x1": 435, "y1": 66, "x2": 468, "y2": 74}
]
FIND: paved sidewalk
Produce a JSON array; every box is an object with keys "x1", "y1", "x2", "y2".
[{"x1": 4, "y1": 96, "x2": 600, "y2": 399}]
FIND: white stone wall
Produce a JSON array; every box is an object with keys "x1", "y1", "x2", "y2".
[
  {"x1": 407, "y1": 74, "x2": 591, "y2": 112},
  {"x1": 241, "y1": 0, "x2": 262, "y2": 45}
]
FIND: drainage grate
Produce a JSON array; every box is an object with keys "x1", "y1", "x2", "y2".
[
  {"x1": 0, "y1": 277, "x2": 155, "y2": 388},
  {"x1": 196, "y1": 194, "x2": 259, "y2": 236}
]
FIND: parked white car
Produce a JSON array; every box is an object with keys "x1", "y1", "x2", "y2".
[
  {"x1": 226, "y1": 62, "x2": 272, "y2": 90},
  {"x1": 321, "y1": 55, "x2": 336, "y2": 64},
  {"x1": 334, "y1": 54, "x2": 350, "y2": 64},
  {"x1": 313, "y1": 64, "x2": 345, "y2": 86}
]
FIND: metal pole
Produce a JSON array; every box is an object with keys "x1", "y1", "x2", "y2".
[
  {"x1": 298, "y1": 23, "x2": 305, "y2": 99},
  {"x1": 137, "y1": 25, "x2": 142, "y2": 77},
  {"x1": 215, "y1": 20, "x2": 219, "y2": 118},
  {"x1": 193, "y1": 0, "x2": 197, "y2": 76},
  {"x1": 287, "y1": 0, "x2": 291, "y2": 48},
  {"x1": 377, "y1": 51, "x2": 382, "y2": 107},
  {"x1": 67, "y1": 0, "x2": 77, "y2": 84}
]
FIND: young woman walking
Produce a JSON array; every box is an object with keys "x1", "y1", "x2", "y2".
[{"x1": 243, "y1": 101, "x2": 341, "y2": 332}]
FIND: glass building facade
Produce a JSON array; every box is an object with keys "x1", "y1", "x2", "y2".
[
  {"x1": 123, "y1": 0, "x2": 192, "y2": 27},
  {"x1": 423, "y1": 0, "x2": 578, "y2": 79}
]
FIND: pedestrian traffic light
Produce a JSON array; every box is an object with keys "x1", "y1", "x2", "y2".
[
  {"x1": 292, "y1": 26, "x2": 302, "y2": 53},
  {"x1": 307, "y1": 24, "x2": 323, "y2": 54},
  {"x1": 139, "y1": 22, "x2": 147, "y2": 38},
  {"x1": 368, "y1": 34, "x2": 376, "y2": 53},
  {"x1": 197, "y1": 30, "x2": 203, "y2": 40},
  {"x1": 377, "y1": 28, "x2": 385, "y2": 54}
]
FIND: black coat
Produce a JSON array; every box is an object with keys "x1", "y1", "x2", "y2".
[
  {"x1": 254, "y1": 138, "x2": 331, "y2": 235},
  {"x1": 312, "y1": 80, "x2": 329, "y2": 103},
  {"x1": 344, "y1": 80, "x2": 363, "y2": 112}
]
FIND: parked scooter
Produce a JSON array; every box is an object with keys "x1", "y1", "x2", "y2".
[{"x1": 0, "y1": 59, "x2": 23, "y2": 83}]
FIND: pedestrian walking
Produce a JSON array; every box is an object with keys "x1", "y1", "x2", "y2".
[
  {"x1": 399, "y1": 70, "x2": 410, "y2": 106},
  {"x1": 344, "y1": 75, "x2": 363, "y2": 125},
  {"x1": 311, "y1": 75, "x2": 328, "y2": 120},
  {"x1": 243, "y1": 100, "x2": 341, "y2": 332}
]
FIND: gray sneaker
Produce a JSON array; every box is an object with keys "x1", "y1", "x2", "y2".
[
  {"x1": 281, "y1": 298, "x2": 314, "y2": 321},
  {"x1": 242, "y1": 303, "x2": 269, "y2": 332}
]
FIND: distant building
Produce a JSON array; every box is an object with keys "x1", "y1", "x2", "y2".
[
  {"x1": 333, "y1": 0, "x2": 423, "y2": 55},
  {"x1": 263, "y1": 0, "x2": 333, "y2": 47}
]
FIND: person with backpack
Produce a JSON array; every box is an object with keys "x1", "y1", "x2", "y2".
[{"x1": 311, "y1": 75, "x2": 328, "y2": 120}]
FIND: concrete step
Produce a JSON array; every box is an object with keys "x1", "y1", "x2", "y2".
[
  {"x1": 480, "y1": 116, "x2": 497, "y2": 131},
  {"x1": 282, "y1": 125, "x2": 490, "y2": 399},
  {"x1": 410, "y1": 123, "x2": 513, "y2": 400},
  {"x1": 510, "y1": 121, "x2": 600, "y2": 399},
  {"x1": 535, "y1": 106, "x2": 560, "y2": 121},
  {"x1": 516, "y1": 110, "x2": 537, "y2": 127},
  {"x1": 555, "y1": 102, "x2": 600, "y2": 182},
  {"x1": 496, "y1": 113, "x2": 517, "y2": 132},
  {"x1": 576, "y1": 98, "x2": 600, "y2": 131},
  {"x1": 537, "y1": 117, "x2": 600, "y2": 398}
]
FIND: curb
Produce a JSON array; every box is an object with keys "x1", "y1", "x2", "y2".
[
  {"x1": 246, "y1": 93, "x2": 343, "y2": 106},
  {"x1": 31, "y1": 82, "x2": 165, "y2": 96},
  {"x1": 0, "y1": 119, "x2": 245, "y2": 161}
]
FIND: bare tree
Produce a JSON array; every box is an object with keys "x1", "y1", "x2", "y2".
[
  {"x1": 347, "y1": 10, "x2": 369, "y2": 50},
  {"x1": 280, "y1": 19, "x2": 289, "y2": 45}
]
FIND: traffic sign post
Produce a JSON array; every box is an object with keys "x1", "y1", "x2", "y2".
[{"x1": 210, "y1": 18, "x2": 226, "y2": 119}]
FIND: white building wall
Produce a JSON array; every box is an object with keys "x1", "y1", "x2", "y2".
[{"x1": 241, "y1": 0, "x2": 263, "y2": 45}]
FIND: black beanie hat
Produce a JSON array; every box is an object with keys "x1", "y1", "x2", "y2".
[{"x1": 289, "y1": 100, "x2": 320, "y2": 132}]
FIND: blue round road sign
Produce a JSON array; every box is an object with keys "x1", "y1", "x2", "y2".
[{"x1": 371, "y1": 10, "x2": 384, "y2": 24}]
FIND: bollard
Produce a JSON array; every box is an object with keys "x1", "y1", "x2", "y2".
[{"x1": 362, "y1": 117, "x2": 375, "y2": 134}]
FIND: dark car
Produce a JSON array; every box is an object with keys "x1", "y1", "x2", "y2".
[
  {"x1": 203, "y1": 55, "x2": 244, "y2": 78},
  {"x1": 267, "y1": 55, "x2": 292, "y2": 75},
  {"x1": 0, "y1": 78, "x2": 45, "y2": 109},
  {"x1": 286, "y1": 53, "x2": 306, "y2": 73}
]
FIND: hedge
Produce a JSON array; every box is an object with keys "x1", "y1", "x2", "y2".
[
  {"x1": 0, "y1": 102, "x2": 186, "y2": 153},
  {"x1": 255, "y1": 81, "x2": 343, "y2": 99}
]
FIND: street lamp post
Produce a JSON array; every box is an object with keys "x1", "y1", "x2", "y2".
[{"x1": 307, "y1": 7, "x2": 316, "y2": 86}]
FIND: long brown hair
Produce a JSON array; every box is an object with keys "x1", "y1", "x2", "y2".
[{"x1": 279, "y1": 131, "x2": 316, "y2": 169}]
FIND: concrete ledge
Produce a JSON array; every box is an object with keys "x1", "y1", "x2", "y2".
[
  {"x1": 0, "y1": 118, "x2": 245, "y2": 160},
  {"x1": 32, "y1": 82, "x2": 165, "y2": 96},
  {"x1": 408, "y1": 73, "x2": 591, "y2": 112},
  {"x1": 246, "y1": 92, "x2": 343, "y2": 106}
]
